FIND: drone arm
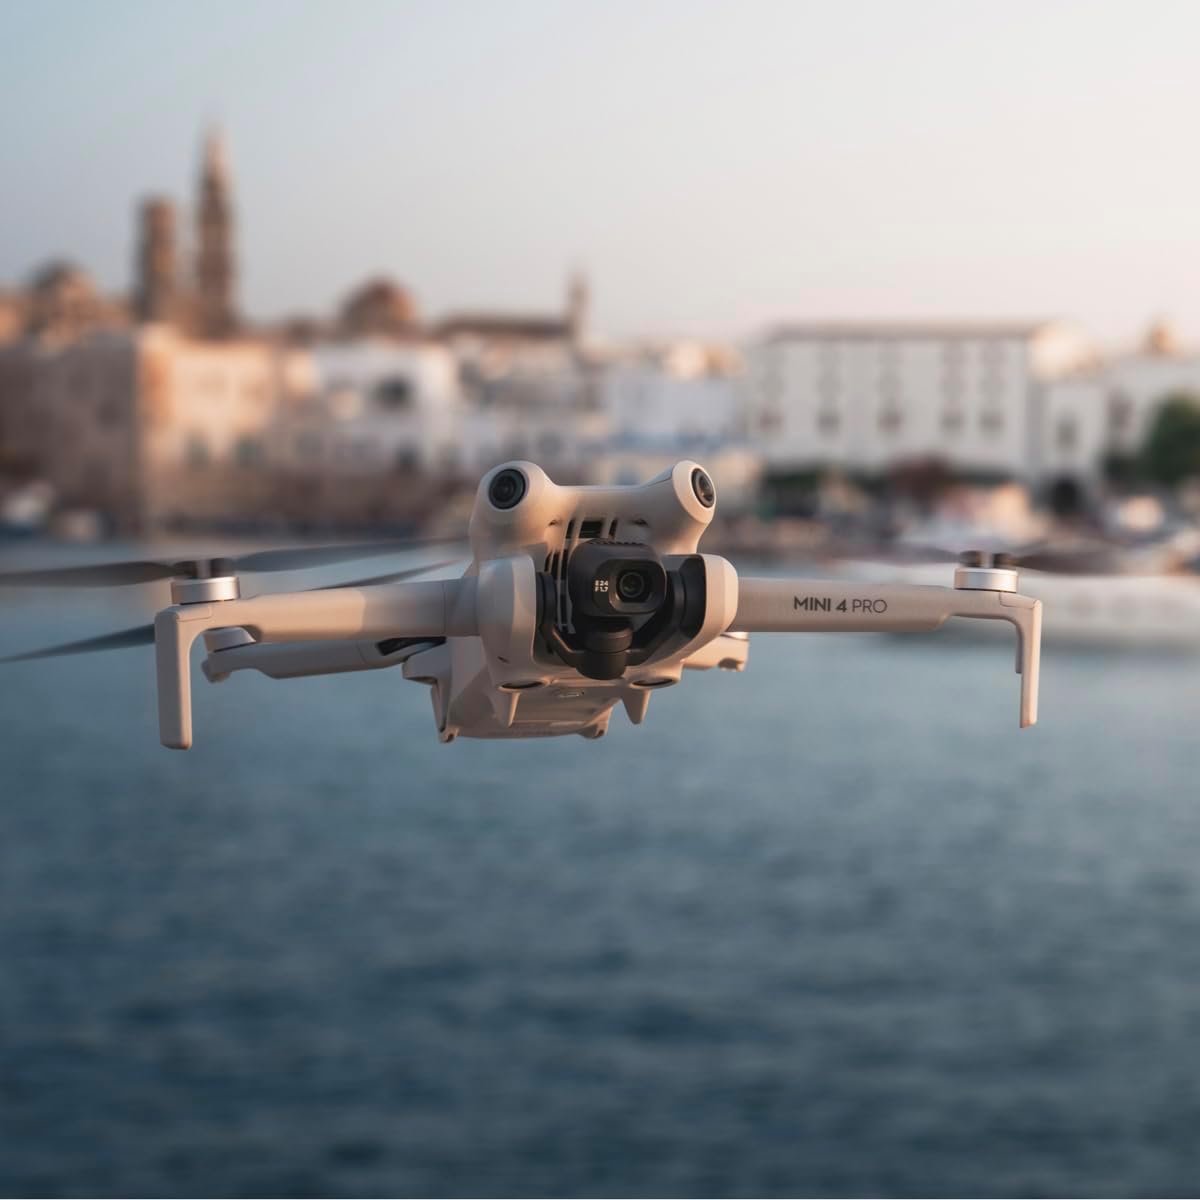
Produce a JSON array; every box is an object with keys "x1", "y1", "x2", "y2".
[
  {"x1": 731, "y1": 577, "x2": 1041, "y2": 728},
  {"x1": 155, "y1": 579, "x2": 477, "y2": 749},
  {"x1": 201, "y1": 637, "x2": 438, "y2": 683},
  {"x1": 213, "y1": 579, "x2": 469, "y2": 642},
  {"x1": 734, "y1": 577, "x2": 978, "y2": 632}
]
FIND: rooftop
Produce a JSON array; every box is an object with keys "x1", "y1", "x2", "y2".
[
  {"x1": 434, "y1": 313, "x2": 571, "y2": 342},
  {"x1": 765, "y1": 319, "x2": 1054, "y2": 343}
]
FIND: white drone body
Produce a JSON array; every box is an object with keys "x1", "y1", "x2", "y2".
[{"x1": 142, "y1": 460, "x2": 1042, "y2": 749}]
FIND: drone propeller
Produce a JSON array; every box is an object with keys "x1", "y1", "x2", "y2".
[
  {"x1": 815, "y1": 538, "x2": 1127, "y2": 576},
  {"x1": 0, "y1": 622, "x2": 157, "y2": 664},
  {"x1": 0, "y1": 535, "x2": 466, "y2": 589},
  {"x1": 309, "y1": 557, "x2": 465, "y2": 590},
  {"x1": 0, "y1": 558, "x2": 466, "y2": 664}
]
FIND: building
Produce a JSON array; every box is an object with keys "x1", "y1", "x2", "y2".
[
  {"x1": 0, "y1": 132, "x2": 614, "y2": 529},
  {"x1": 742, "y1": 321, "x2": 1093, "y2": 481},
  {"x1": 0, "y1": 325, "x2": 297, "y2": 531},
  {"x1": 22, "y1": 262, "x2": 128, "y2": 342},
  {"x1": 600, "y1": 341, "x2": 743, "y2": 444},
  {"x1": 1041, "y1": 320, "x2": 1200, "y2": 496},
  {"x1": 192, "y1": 131, "x2": 238, "y2": 338},
  {"x1": 338, "y1": 278, "x2": 420, "y2": 339},
  {"x1": 590, "y1": 341, "x2": 758, "y2": 504},
  {"x1": 133, "y1": 197, "x2": 178, "y2": 324},
  {"x1": 276, "y1": 338, "x2": 460, "y2": 467},
  {"x1": 434, "y1": 274, "x2": 589, "y2": 370}
]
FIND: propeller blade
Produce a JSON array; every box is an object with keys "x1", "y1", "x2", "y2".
[
  {"x1": 814, "y1": 540, "x2": 959, "y2": 566},
  {"x1": 310, "y1": 558, "x2": 466, "y2": 591},
  {"x1": 0, "y1": 622, "x2": 156, "y2": 664},
  {"x1": 0, "y1": 561, "x2": 179, "y2": 587},
  {"x1": 876, "y1": 542, "x2": 961, "y2": 565},
  {"x1": 814, "y1": 537, "x2": 1133, "y2": 575},
  {"x1": 1012, "y1": 547, "x2": 1120, "y2": 574},
  {"x1": 0, "y1": 534, "x2": 469, "y2": 588},
  {"x1": 227, "y1": 536, "x2": 467, "y2": 574},
  {"x1": 0, "y1": 557, "x2": 468, "y2": 664}
]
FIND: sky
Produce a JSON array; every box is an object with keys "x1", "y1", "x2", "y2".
[{"x1": 3, "y1": 0, "x2": 1200, "y2": 346}]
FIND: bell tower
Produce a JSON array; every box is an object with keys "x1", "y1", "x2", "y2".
[
  {"x1": 194, "y1": 129, "x2": 237, "y2": 338},
  {"x1": 134, "y1": 197, "x2": 177, "y2": 323},
  {"x1": 567, "y1": 270, "x2": 589, "y2": 350}
]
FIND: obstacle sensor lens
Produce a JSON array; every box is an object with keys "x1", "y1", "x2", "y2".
[{"x1": 488, "y1": 467, "x2": 527, "y2": 510}]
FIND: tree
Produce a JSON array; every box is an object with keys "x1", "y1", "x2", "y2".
[{"x1": 1140, "y1": 393, "x2": 1200, "y2": 487}]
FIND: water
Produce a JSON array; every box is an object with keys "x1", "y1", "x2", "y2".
[{"x1": 3, "y1": 579, "x2": 1200, "y2": 1197}]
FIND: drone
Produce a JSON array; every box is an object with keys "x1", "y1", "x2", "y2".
[{"x1": 0, "y1": 461, "x2": 1043, "y2": 748}]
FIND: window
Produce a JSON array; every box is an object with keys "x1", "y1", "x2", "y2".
[
  {"x1": 234, "y1": 435, "x2": 264, "y2": 467},
  {"x1": 980, "y1": 410, "x2": 1004, "y2": 436},
  {"x1": 941, "y1": 410, "x2": 964, "y2": 435},
  {"x1": 394, "y1": 446, "x2": 419, "y2": 471},
  {"x1": 878, "y1": 408, "x2": 902, "y2": 434},
  {"x1": 375, "y1": 376, "x2": 414, "y2": 411},
  {"x1": 1108, "y1": 390, "x2": 1133, "y2": 436},
  {"x1": 1056, "y1": 416, "x2": 1078, "y2": 452},
  {"x1": 759, "y1": 359, "x2": 783, "y2": 403},
  {"x1": 817, "y1": 409, "x2": 840, "y2": 436},
  {"x1": 759, "y1": 410, "x2": 783, "y2": 434},
  {"x1": 294, "y1": 432, "x2": 322, "y2": 461},
  {"x1": 185, "y1": 433, "x2": 210, "y2": 468}
]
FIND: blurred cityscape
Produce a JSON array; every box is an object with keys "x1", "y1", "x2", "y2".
[{"x1": 3, "y1": 129, "x2": 1200, "y2": 554}]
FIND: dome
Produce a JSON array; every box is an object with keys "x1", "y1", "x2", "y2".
[
  {"x1": 26, "y1": 260, "x2": 101, "y2": 336},
  {"x1": 1144, "y1": 317, "x2": 1181, "y2": 357},
  {"x1": 339, "y1": 277, "x2": 420, "y2": 336},
  {"x1": 29, "y1": 259, "x2": 95, "y2": 300}
]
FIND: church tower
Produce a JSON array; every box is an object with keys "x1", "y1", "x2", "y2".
[
  {"x1": 194, "y1": 129, "x2": 237, "y2": 338},
  {"x1": 566, "y1": 270, "x2": 589, "y2": 350},
  {"x1": 134, "y1": 197, "x2": 177, "y2": 323}
]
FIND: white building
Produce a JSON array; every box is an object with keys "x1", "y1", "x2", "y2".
[
  {"x1": 1039, "y1": 371, "x2": 1109, "y2": 488},
  {"x1": 742, "y1": 321, "x2": 1093, "y2": 480},
  {"x1": 592, "y1": 342, "x2": 757, "y2": 505},
  {"x1": 1041, "y1": 322, "x2": 1200, "y2": 493},
  {"x1": 280, "y1": 339, "x2": 463, "y2": 476},
  {"x1": 600, "y1": 342, "x2": 743, "y2": 444}
]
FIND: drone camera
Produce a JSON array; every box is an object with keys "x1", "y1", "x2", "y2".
[{"x1": 568, "y1": 540, "x2": 668, "y2": 619}]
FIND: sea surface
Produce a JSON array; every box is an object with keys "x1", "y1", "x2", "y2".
[{"x1": 3, "y1": 553, "x2": 1200, "y2": 1197}]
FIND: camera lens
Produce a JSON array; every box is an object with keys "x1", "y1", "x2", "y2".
[
  {"x1": 616, "y1": 568, "x2": 651, "y2": 603},
  {"x1": 691, "y1": 467, "x2": 715, "y2": 508},
  {"x1": 488, "y1": 467, "x2": 527, "y2": 510}
]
